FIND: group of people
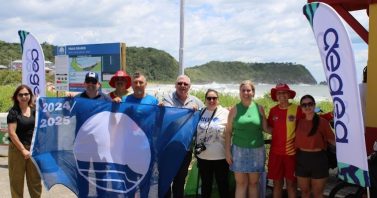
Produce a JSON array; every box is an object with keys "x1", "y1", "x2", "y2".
[
  {"x1": 7, "y1": 70, "x2": 336, "y2": 198},
  {"x1": 202, "y1": 82, "x2": 335, "y2": 198}
]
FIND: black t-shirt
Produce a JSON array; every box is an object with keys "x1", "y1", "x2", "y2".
[
  {"x1": 77, "y1": 91, "x2": 111, "y2": 101},
  {"x1": 7, "y1": 106, "x2": 36, "y2": 146}
]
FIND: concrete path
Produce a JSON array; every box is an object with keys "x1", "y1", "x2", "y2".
[
  {"x1": 0, "y1": 155, "x2": 76, "y2": 198},
  {"x1": 0, "y1": 145, "x2": 358, "y2": 198}
]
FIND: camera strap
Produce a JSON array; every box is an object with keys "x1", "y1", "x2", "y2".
[{"x1": 195, "y1": 107, "x2": 217, "y2": 146}]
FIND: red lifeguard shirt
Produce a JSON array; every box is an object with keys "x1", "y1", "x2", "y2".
[{"x1": 268, "y1": 104, "x2": 304, "y2": 155}]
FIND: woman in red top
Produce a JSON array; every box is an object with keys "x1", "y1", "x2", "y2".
[{"x1": 295, "y1": 95, "x2": 335, "y2": 198}]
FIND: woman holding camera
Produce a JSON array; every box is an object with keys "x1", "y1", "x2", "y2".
[
  {"x1": 225, "y1": 80, "x2": 268, "y2": 198},
  {"x1": 195, "y1": 89, "x2": 230, "y2": 198}
]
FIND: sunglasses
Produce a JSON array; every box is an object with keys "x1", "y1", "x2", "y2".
[
  {"x1": 18, "y1": 93, "x2": 30, "y2": 97},
  {"x1": 177, "y1": 82, "x2": 189, "y2": 86},
  {"x1": 85, "y1": 79, "x2": 98, "y2": 84},
  {"x1": 206, "y1": 97, "x2": 218, "y2": 101},
  {"x1": 115, "y1": 77, "x2": 126, "y2": 82},
  {"x1": 301, "y1": 102, "x2": 315, "y2": 108}
]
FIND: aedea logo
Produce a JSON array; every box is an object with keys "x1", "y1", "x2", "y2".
[
  {"x1": 322, "y1": 28, "x2": 348, "y2": 144},
  {"x1": 73, "y1": 111, "x2": 151, "y2": 194},
  {"x1": 25, "y1": 48, "x2": 41, "y2": 95}
]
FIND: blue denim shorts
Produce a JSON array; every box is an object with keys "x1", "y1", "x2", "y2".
[{"x1": 230, "y1": 144, "x2": 265, "y2": 173}]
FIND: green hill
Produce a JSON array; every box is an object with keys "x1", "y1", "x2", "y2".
[
  {"x1": 0, "y1": 40, "x2": 55, "y2": 66},
  {"x1": 125, "y1": 47, "x2": 178, "y2": 82},
  {"x1": 0, "y1": 40, "x2": 316, "y2": 84},
  {"x1": 186, "y1": 61, "x2": 317, "y2": 84}
]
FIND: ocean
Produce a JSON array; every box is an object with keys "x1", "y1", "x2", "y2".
[{"x1": 146, "y1": 83, "x2": 332, "y2": 101}]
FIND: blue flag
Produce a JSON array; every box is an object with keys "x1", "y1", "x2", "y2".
[{"x1": 31, "y1": 97, "x2": 200, "y2": 197}]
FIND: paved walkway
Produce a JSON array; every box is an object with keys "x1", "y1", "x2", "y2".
[{"x1": 0, "y1": 154, "x2": 75, "y2": 198}]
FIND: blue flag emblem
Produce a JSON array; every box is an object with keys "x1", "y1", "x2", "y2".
[
  {"x1": 74, "y1": 111, "x2": 151, "y2": 194},
  {"x1": 31, "y1": 97, "x2": 200, "y2": 197}
]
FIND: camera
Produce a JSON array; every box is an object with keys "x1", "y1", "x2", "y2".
[{"x1": 194, "y1": 143, "x2": 206, "y2": 155}]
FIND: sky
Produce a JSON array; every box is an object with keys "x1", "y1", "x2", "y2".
[{"x1": 0, "y1": 0, "x2": 370, "y2": 82}]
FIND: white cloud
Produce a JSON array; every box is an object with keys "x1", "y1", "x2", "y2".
[{"x1": 0, "y1": 0, "x2": 369, "y2": 82}]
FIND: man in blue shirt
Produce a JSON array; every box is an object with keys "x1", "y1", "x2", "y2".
[
  {"x1": 122, "y1": 72, "x2": 160, "y2": 197},
  {"x1": 122, "y1": 72, "x2": 158, "y2": 105}
]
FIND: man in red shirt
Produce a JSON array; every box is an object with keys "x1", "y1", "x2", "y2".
[{"x1": 267, "y1": 83, "x2": 304, "y2": 198}]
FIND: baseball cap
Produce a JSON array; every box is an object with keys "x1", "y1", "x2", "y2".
[{"x1": 85, "y1": 72, "x2": 99, "y2": 83}]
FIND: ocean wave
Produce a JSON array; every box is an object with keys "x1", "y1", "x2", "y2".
[{"x1": 146, "y1": 83, "x2": 332, "y2": 101}]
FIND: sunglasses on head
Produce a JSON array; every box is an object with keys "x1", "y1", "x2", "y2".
[
  {"x1": 301, "y1": 102, "x2": 315, "y2": 108},
  {"x1": 177, "y1": 82, "x2": 189, "y2": 86},
  {"x1": 206, "y1": 97, "x2": 218, "y2": 101},
  {"x1": 85, "y1": 79, "x2": 98, "y2": 84},
  {"x1": 18, "y1": 93, "x2": 30, "y2": 97}
]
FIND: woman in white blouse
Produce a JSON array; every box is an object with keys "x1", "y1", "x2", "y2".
[{"x1": 195, "y1": 89, "x2": 229, "y2": 198}]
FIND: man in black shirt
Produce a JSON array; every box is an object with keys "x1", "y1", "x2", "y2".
[
  {"x1": 75, "y1": 72, "x2": 111, "y2": 197},
  {"x1": 77, "y1": 72, "x2": 111, "y2": 101}
]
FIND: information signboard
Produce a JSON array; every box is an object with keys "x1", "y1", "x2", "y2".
[{"x1": 54, "y1": 43, "x2": 123, "y2": 93}]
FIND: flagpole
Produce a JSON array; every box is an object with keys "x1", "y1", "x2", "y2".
[{"x1": 178, "y1": 0, "x2": 185, "y2": 75}]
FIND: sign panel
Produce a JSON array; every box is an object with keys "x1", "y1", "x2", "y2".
[
  {"x1": 54, "y1": 55, "x2": 69, "y2": 91},
  {"x1": 54, "y1": 43, "x2": 122, "y2": 93},
  {"x1": 0, "y1": 113, "x2": 9, "y2": 145}
]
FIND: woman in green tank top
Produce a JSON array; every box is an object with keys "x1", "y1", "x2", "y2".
[{"x1": 225, "y1": 80, "x2": 269, "y2": 198}]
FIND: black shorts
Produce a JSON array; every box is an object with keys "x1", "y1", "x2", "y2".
[{"x1": 296, "y1": 150, "x2": 329, "y2": 179}]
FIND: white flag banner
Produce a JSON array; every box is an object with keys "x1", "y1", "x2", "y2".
[
  {"x1": 303, "y1": 3, "x2": 369, "y2": 187},
  {"x1": 19, "y1": 30, "x2": 46, "y2": 97}
]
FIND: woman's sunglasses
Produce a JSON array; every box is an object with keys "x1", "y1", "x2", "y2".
[
  {"x1": 301, "y1": 102, "x2": 315, "y2": 108},
  {"x1": 18, "y1": 93, "x2": 30, "y2": 97},
  {"x1": 206, "y1": 97, "x2": 218, "y2": 101}
]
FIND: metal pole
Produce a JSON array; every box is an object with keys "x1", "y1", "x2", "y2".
[{"x1": 178, "y1": 0, "x2": 185, "y2": 75}]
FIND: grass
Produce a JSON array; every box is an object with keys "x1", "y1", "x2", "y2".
[{"x1": 0, "y1": 85, "x2": 15, "y2": 112}]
